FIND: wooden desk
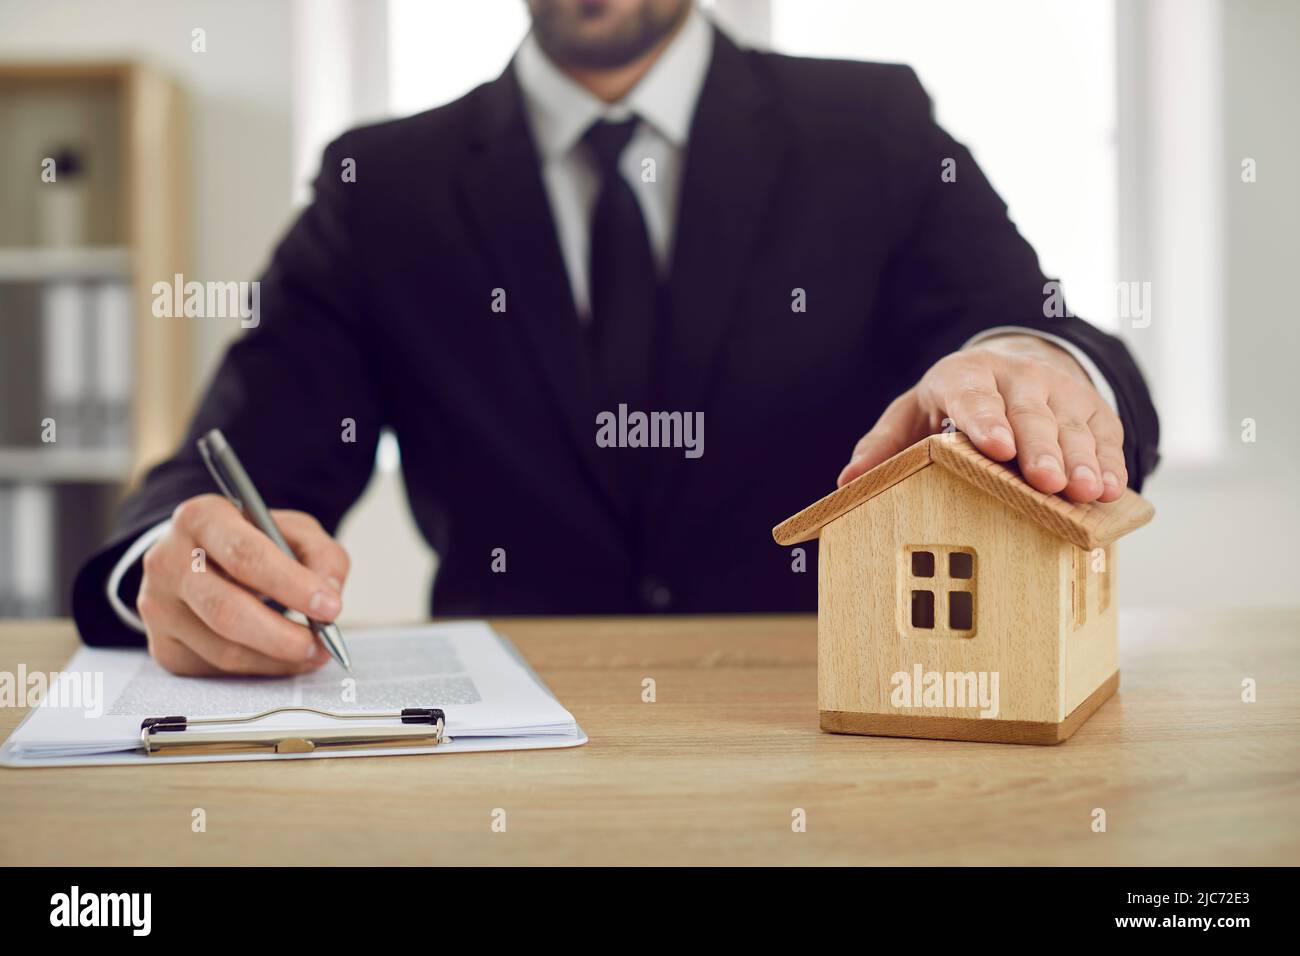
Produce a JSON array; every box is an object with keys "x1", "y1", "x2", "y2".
[{"x1": 1, "y1": 611, "x2": 1296, "y2": 865}]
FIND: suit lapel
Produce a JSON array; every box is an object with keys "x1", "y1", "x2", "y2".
[
  {"x1": 652, "y1": 31, "x2": 794, "y2": 500},
  {"x1": 454, "y1": 67, "x2": 626, "y2": 525},
  {"x1": 453, "y1": 36, "x2": 794, "y2": 531}
]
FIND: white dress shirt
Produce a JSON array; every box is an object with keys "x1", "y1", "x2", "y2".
[
  {"x1": 105, "y1": 7, "x2": 1114, "y2": 631},
  {"x1": 514, "y1": 4, "x2": 713, "y2": 318}
]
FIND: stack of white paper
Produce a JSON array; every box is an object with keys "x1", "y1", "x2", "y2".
[{"x1": 0, "y1": 621, "x2": 586, "y2": 766}]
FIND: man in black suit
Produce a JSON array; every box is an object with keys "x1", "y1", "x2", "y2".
[{"x1": 73, "y1": 0, "x2": 1158, "y2": 675}]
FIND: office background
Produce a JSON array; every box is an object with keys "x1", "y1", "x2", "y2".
[{"x1": 0, "y1": 0, "x2": 1295, "y2": 624}]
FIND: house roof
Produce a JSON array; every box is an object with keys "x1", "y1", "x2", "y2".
[{"x1": 772, "y1": 433, "x2": 1155, "y2": 550}]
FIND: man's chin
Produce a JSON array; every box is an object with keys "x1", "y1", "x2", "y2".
[
  {"x1": 530, "y1": 0, "x2": 689, "y2": 71},
  {"x1": 553, "y1": 33, "x2": 663, "y2": 69}
]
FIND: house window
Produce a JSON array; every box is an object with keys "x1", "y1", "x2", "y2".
[
  {"x1": 949, "y1": 551, "x2": 973, "y2": 579},
  {"x1": 949, "y1": 591, "x2": 974, "y2": 630},
  {"x1": 903, "y1": 547, "x2": 976, "y2": 637},
  {"x1": 1072, "y1": 547, "x2": 1088, "y2": 628},
  {"x1": 911, "y1": 590, "x2": 935, "y2": 629},
  {"x1": 912, "y1": 551, "x2": 935, "y2": 577},
  {"x1": 1098, "y1": 546, "x2": 1112, "y2": 612},
  {"x1": 1102, "y1": 546, "x2": 1112, "y2": 613},
  {"x1": 1073, "y1": 545, "x2": 1113, "y2": 628}
]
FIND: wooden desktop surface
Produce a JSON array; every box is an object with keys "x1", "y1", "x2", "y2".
[{"x1": 1, "y1": 610, "x2": 1296, "y2": 865}]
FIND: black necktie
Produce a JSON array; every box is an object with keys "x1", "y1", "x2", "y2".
[{"x1": 583, "y1": 117, "x2": 657, "y2": 412}]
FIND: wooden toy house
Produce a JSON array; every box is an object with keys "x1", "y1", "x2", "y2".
[{"x1": 773, "y1": 434, "x2": 1154, "y2": 744}]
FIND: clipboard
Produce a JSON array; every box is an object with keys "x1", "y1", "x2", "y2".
[
  {"x1": 139, "y1": 707, "x2": 448, "y2": 757},
  {"x1": 1, "y1": 621, "x2": 588, "y2": 767}
]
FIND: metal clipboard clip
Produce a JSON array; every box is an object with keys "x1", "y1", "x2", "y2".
[{"x1": 139, "y1": 707, "x2": 448, "y2": 757}]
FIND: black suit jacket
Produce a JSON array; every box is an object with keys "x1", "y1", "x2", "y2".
[{"x1": 74, "y1": 29, "x2": 1159, "y2": 646}]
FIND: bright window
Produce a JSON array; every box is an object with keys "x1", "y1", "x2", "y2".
[
  {"x1": 388, "y1": 0, "x2": 529, "y2": 116},
  {"x1": 770, "y1": 0, "x2": 1119, "y2": 331}
]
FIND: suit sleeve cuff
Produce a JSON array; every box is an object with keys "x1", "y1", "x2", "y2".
[{"x1": 105, "y1": 520, "x2": 171, "y2": 634}]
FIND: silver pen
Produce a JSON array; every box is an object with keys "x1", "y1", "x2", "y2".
[{"x1": 196, "y1": 427, "x2": 352, "y2": 671}]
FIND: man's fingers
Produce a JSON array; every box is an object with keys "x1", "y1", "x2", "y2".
[
  {"x1": 141, "y1": 586, "x2": 328, "y2": 676},
  {"x1": 146, "y1": 630, "x2": 217, "y2": 677},
  {"x1": 139, "y1": 584, "x2": 214, "y2": 676},
  {"x1": 179, "y1": 567, "x2": 321, "y2": 663},
  {"x1": 1090, "y1": 409, "x2": 1129, "y2": 503},
  {"x1": 274, "y1": 510, "x2": 350, "y2": 592},
  {"x1": 837, "y1": 390, "x2": 926, "y2": 487},
  {"x1": 853, "y1": 345, "x2": 1132, "y2": 505},
  {"x1": 170, "y1": 604, "x2": 329, "y2": 676},
  {"x1": 1000, "y1": 377, "x2": 1067, "y2": 495},
  {"x1": 933, "y1": 365, "x2": 1015, "y2": 462},
  {"x1": 143, "y1": 496, "x2": 345, "y2": 676},
  {"x1": 174, "y1": 497, "x2": 341, "y2": 621},
  {"x1": 1051, "y1": 409, "x2": 1103, "y2": 503}
]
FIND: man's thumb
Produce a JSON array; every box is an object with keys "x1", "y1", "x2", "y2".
[{"x1": 836, "y1": 391, "x2": 925, "y2": 487}]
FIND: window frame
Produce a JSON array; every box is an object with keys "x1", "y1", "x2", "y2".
[{"x1": 900, "y1": 545, "x2": 978, "y2": 639}]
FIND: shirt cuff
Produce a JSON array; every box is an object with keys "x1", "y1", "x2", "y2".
[
  {"x1": 963, "y1": 325, "x2": 1119, "y2": 414},
  {"x1": 106, "y1": 519, "x2": 171, "y2": 634}
]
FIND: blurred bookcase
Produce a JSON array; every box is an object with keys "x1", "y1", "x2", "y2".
[{"x1": 0, "y1": 62, "x2": 189, "y2": 618}]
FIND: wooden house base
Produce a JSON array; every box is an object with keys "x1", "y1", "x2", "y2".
[{"x1": 820, "y1": 670, "x2": 1119, "y2": 745}]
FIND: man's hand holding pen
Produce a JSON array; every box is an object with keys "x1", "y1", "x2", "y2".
[{"x1": 138, "y1": 495, "x2": 350, "y2": 676}]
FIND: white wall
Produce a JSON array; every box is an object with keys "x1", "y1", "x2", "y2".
[{"x1": 769, "y1": 0, "x2": 1120, "y2": 336}]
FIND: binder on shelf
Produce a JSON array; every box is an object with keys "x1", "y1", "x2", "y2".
[
  {"x1": 88, "y1": 279, "x2": 133, "y2": 449},
  {"x1": 0, "y1": 485, "x2": 13, "y2": 616},
  {"x1": 139, "y1": 706, "x2": 448, "y2": 758},
  {"x1": 40, "y1": 280, "x2": 89, "y2": 449},
  {"x1": 11, "y1": 482, "x2": 54, "y2": 618}
]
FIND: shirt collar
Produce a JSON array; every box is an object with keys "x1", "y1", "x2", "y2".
[{"x1": 514, "y1": 4, "x2": 714, "y2": 160}]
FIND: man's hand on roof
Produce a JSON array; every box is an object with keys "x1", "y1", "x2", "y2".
[{"x1": 836, "y1": 333, "x2": 1127, "y2": 504}]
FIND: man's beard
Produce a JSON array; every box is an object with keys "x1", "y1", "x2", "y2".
[{"x1": 529, "y1": 0, "x2": 691, "y2": 70}]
